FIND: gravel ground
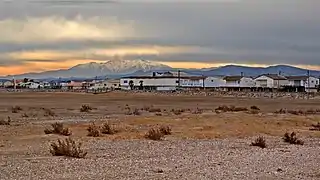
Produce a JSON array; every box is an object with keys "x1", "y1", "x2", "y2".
[{"x1": 1, "y1": 137, "x2": 320, "y2": 180}]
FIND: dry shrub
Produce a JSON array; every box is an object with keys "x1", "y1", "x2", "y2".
[
  {"x1": 145, "y1": 128, "x2": 164, "y2": 141},
  {"x1": 233, "y1": 107, "x2": 249, "y2": 112},
  {"x1": 11, "y1": 106, "x2": 22, "y2": 113},
  {"x1": 0, "y1": 116, "x2": 11, "y2": 125},
  {"x1": 251, "y1": 136, "x2": 267, "y2": 148},
  {"x1": 215, "y1": 105, "x2": 248, "y2": 113},
  {"x1": 50, "y1": 138, "x2": 87, "y2": 158},
  {"x1": 215, "y1": 105, "x2": 230, "y2": 112},
  {"x1": 87, "y1": 122, "x2": 101, "y2": 137},
  {"x1": 80, "y1": 105, "x2": 92, "y2": 112},
  {"x1": 250, "y1": 106, "x2": 260, "y2": 111},
  {"x1": 283, "y1": 132, "x2": 304, "y2": 145},
  {"x1": 44, "y1": 122, "x2": 72, "y2": 136},
  {"x1": 148, "y1": 108, "x2": 162, "y2": 113},
  {"x1": 310, "y1": 122, "x2": 320, "y2": 131},
  {"x1": 43, "y1": 108, "x2": 56, "y2": 117},
  {"x1": 101, "y1": 122, "x2": 117, "y2": 135},
  {"x1": 159, "y1": 125, "x2": 172, "y2": 135},
  {"x1": 288, "y1": 110, "x2": 305, "y2": 115},
  {"x1": 274, "y1": 108, "x2": 287, "y2": 114},
  {"x1": 171, "y1": 108, "x2": 184, "y2": 115},
  {"x1": 155, "y1": 113, "x2": 162, "y2": 116}
]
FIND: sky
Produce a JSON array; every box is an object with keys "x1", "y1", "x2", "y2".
[{"x1": 0, "y1": 0, "x2": 320, "y2": 75}]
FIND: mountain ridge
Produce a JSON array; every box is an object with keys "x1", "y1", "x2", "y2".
[{"x1": 2, "y1": 60, "x2": 320, "y2": 80}]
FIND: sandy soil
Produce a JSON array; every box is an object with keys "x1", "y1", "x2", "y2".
[{"x1": 1, "y1": 92, "x2": 320, "y2": 179}]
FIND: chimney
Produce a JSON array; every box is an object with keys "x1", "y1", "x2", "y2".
[{"x1": 152, "y1": 72, "x2": 156, "y2": 77}]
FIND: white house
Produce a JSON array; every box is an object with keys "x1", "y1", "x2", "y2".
[
  {"x1": 223, "y1": 76, "x2": 255, "y2": 87},
  {"x1": 203, "y1": 76, "x2": 226, "y2": 88},
  {"x1": 3, "y1": 81, "x2": 14, "y2": 88},
  {"x1": 120, "y1": 75, "x2": 206, "y2": 91},
  {"x1": 254, "y1": 74, "x2": 289, "y2": 89},
  {"x1": 286, "y1": 76, "x2": 319, "y2": 92}
]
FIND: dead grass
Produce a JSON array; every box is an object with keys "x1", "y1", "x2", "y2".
[
  {"x1": 80, "y1": 105, "x2": 92, "y2": 112},
  {"x1": 0, "y1": 116, "x2": 11, "y2": 125},
  {"x1": 44, "y1": 122, "x2": 72, "y2": 136},
  {"x1": 87, "y1": 122, "x2": 101, "y2": 137},
  {"x1": 101, "y1": 122, "x2": 117, "y2": 135},
  {"x1": 250, "y1": 106, "x2": 260, "y2": 111},
  {"x1": 215, "y1": 105, "x2": 248, "y2": 113},
  {"x1": 159, "y1": 125, "x2": 172, "y2": 135},
  {"x1": 283, "y1": 132, "x2": 304, "y2": 145},
  {"x1": 251, "y1": 136, "x2": 267, "y2": 148},
  {"x1": 148, "y1": 108, "x2": 162, "y2": 113},
  {"x1": 50, "y1": 138, "x2": 87, "y2": 158},
  {"x1": 171, "y1": 108, "x2": 185, "y2": 115},
  {"x1": 11, "y1": 106, "x2": 22, "y2": 113},
  {"x1": 145, "y1": 128, "x2": 164, "y2": 141}
]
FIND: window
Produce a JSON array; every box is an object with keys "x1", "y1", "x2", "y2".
[
  {"x1": 176, "y1": 80, "x2": 179, "y2": 83},
  {"x1": 124, "y1": 80, "x2": 128, "y2": 83},
  {"x1": 211, "y1": 80, "x2": 214, "y2": 82},
  {"x1": 311, "y1": 80, "x2": 314, "y2": 83},
  {"x1": 316, "y1": 81, "x2": 319, "y2": 85}
]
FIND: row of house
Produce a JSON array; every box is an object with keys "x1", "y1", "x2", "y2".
[
  {"x1": 0, "y1": 79, "x2": 121, "y2": 90},
  {"x1": 1, "y1": 72, "x2": 319, "y2": 92},
  {"x1": 119, "y1": 72, "x2": 320, "y2": 92}
]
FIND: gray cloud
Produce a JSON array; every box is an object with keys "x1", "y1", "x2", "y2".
[{"x1": 0, "y1": 0, "x2": 320, "y2": 67}]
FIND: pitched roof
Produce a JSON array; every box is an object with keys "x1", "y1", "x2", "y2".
[
  {"x1": 285, "y1": 76, "x2": 308, "y2": 81},
  {"x1": 258, "y1": 74, "x2": 287, "y2": 80},
  {"x1": 286, "y1": 76, "x2": 319, "y2": 81},
  {"x1": 223, "y1": 76, "x2": 243, "y2": 81}
]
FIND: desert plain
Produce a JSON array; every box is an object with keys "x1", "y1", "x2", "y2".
[{"x1": 0, "y1": 91, "x2": 320, "y2": 180}]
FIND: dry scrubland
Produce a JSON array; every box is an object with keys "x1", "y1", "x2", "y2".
[{"x1": 1, "y1": 92, "x2": 320, "y2": 179}]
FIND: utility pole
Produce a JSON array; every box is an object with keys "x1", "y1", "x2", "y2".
[
  {"x1": 13, "y1": 76, "x2": 16, "y2": 92},
  {"x1": 178, "y1": 70, "x2": 181, "y2": 89},
  {"x1": 307, "y1": 70, "x2": 310, "y2": 99}
]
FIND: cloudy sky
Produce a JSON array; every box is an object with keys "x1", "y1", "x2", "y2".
[{"x1": 0, "y1": 0, "x2": 319, "y2": 75}]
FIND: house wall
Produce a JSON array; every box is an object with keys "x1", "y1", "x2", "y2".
[
  {"x1": 120, "y1": 78, "x2": 178, "y2": 89},
  {"x1": 255, "y1": 76, "x2": 289, "y2": 88},
  {"x1": 225, "y1": 77, "x2": 255, "y2": 87},
  {"x1": 255, "y1": 76, "x2": 274, "y2": 88},
  {"x1": 307, "y1": 77, "x2": 319, "y2": 88},
  {"x1": 204, "y1": 77, "x2": 226, "y2": 87}
]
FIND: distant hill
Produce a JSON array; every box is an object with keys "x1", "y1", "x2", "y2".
[
  {"x1": 2, "y1": 62, "x2": 320, "y2": 80},
  {"x1": 185, "y1": 65, "x2": 320, "y2": 77},
  {"x1": 3, "y1": 59, "x2": 171, "y2": 79}
]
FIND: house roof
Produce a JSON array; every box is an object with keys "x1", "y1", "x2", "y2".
[
  {"x1": 122, "y1": 76, "x2": 206, "y2": 80},
  {"x1": 223, "y1": 76, "x2": 244, "y2": 81},
  {"x1": 286, "y1": 76, "x2": 319, "y2": 81},
  {"x1": 257, "y1": 74, "x2": 287, "y2": 80}
]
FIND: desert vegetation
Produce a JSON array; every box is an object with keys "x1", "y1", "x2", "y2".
[
  {"x1": 50, "y1": 138, "x2": 87, "y2": 158},
  {"x1": 0, "y1": 116, "x2": 11, "y2": 125},
  {"x1": 87, "y1": 122, "x2": 101, "y2": 137},
  {"x1": 251, "y1": 136, "x2": 267, "y2": 148},
  {"x1": 44, "y1": 122, "x2": 72, "y2": 136},
  {"x1": 80, "y1": 105, "x2": 93, "y2": 112},
  {"x1": 283, "y1": 132, "x2": 304, "y2": 145}
]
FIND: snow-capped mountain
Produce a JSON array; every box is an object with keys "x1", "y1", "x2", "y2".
[{"x1": 5, "y1": 59, "x2": 172, "y2": 79}]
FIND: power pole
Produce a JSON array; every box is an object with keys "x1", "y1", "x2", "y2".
[
  {"x1": 178, "y1": 70, "x2": 181, "y2": 89},
  {"x1": 307, "y1": 70, "x2": 310, "y2": 99}
]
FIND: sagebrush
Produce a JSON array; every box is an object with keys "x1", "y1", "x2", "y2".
[
  {"x1": 283, "y1": 132, "x2": 304, "y2": 145},
  {"x1": 50, "y1": 138, "x2": 87, "y2": 158},
  {"x1": 251, "y1": 136, "x2": 267, "y2": 148}
]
